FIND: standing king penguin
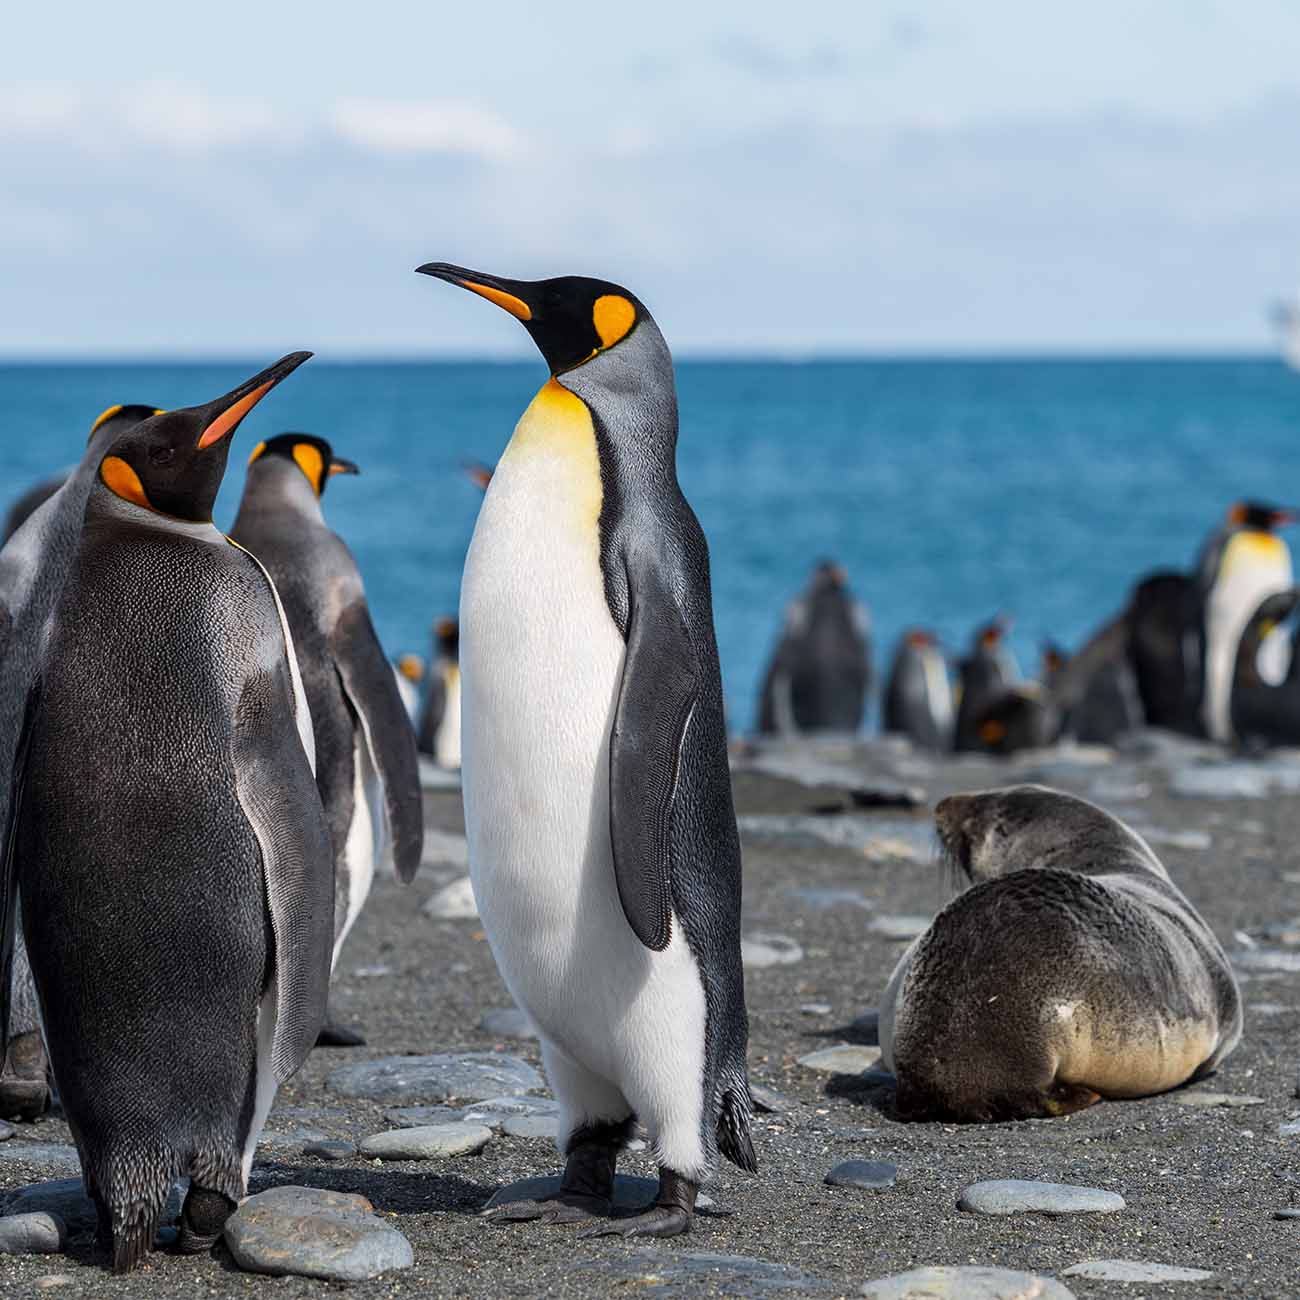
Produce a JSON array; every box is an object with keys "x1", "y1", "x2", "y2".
[
  {"x1": 417, "y1": 617, "x2": 462, "y2": 769},
  {"x1": 0, "y1": 403, "x2": 162, "y2": 1119},
  {"x1": 4, "y1": 356, "x2": 336, "y2": 1272},
  {"x1": 231, "y1": 433, "x2": 422, "y2": 1045},
  {"x1": 417, "y1": 262, "x2": 755, "y2": 1237}
]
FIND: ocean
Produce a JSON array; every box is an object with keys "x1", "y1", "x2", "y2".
[{"x1": 3, "y1": 358, "x2": 1297, "y2": 730}]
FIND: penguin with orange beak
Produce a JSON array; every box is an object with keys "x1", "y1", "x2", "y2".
[
  {"x1": 417, "y1": 263, "x2": 755, "y2": 1238},
  {"x1": 4, "y1": 355, "x2": 335, "y2": 1272}
]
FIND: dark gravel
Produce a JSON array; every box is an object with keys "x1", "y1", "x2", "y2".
[{"x1": 2, "y1": 735, "x2": 1298, "y2": 1297}]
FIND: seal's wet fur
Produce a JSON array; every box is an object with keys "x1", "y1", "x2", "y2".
[{"x1": 880, "y1": 785, "x2": 1241, "y2": 1123}]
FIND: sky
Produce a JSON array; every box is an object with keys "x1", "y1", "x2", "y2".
[{"x1": 4, "y1": 1, "x2": 1300, "y2": 356}]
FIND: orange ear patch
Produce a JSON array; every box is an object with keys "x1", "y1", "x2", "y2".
[
  {"x1": 593, "y1": 294, "x2": 636, "y2": 349},
  {"x1": 461, "y1": 280, "x2": 533, "y2": 321},
  {"x1": 292, "y1": 443, "x2": 325, "y2": 493},
  {"x1": 100, "y1": 456, "x2": 152, "y2": 510},
  {"x1": 247, "y1": 440, "x2": 268, "y2": 466},
  {"x1": 197, "y1": 381, "x2": 273, "y2": 450},
  {"x1": 90, "y1": 404, "x2": 124, "y2": 436}
]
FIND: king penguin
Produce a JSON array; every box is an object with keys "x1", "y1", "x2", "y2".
[
  {"x1": 417, "y1": 617, "x2": 461, "y2": 768},
  {"x1": 953, "y1": 616, "x2": 1017, "y2": 751},
  {"x1": 417, "y1": 261, "x2": 756, "y2": 1237},
  {"x1": 0, "y1": 403, "x2": 162, "y2": 1121},
  {"x1": 230, "y1": 433, "x2": 422, "y2": 1045},
  {"x1": 3, "y1": 356, "x2": 335, "y2": 1272},
  {"x1": 882, "y1": 629, "x2": 953, "y2": 752},
  {"x1": 1196, "y1": 501, "x2": 1295, "y2": 743}
]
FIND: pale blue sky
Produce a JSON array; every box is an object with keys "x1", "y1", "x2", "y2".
[{"x1": 4, "y1": 1, "x2": 1300, "y2": 354}]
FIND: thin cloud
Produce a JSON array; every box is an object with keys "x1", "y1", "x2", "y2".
[{"x1": 331, "y1": 99, "x2": 527, "y2": 161}]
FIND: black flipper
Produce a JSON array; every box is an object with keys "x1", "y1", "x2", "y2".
[
  {"x1": 609, "y1": 560, "x2": 700, "y2": 952},
  {"x1": 330, "y1": 602, "x2": 424, "y2": 883},
  {"x1": 233, "y1": 666, "x2": 334, "y2": 1082},
  {"x1": 0, "y1": 682, "x2": 38, "y2": 1058}
]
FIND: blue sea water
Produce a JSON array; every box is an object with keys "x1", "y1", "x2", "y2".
[{"x1": 2, "y1": 358, "x2": 1297, "y2": 730}]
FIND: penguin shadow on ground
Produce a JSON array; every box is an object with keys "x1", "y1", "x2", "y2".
[{"x1": 249, "y1": 1158, "x2": 493, "y2": 1218}]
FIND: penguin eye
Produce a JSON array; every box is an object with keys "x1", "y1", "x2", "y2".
[{"x1": 148, "y1": 444, "x2": 176, "y2": 467}]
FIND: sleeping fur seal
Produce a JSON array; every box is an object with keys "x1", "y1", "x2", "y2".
[{"x1": 880, "y1": 785, "x2": 1240, "y2": 1122}]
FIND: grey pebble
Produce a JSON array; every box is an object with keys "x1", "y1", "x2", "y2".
[
  {"x1": 1273, "y1": 1208, "x2": 1300, "y2": 1219},
  {"x1": 500, "y1": 1113, "x2": 558, "y2": 1140},
  {"x1": 1170, "y1": 1090, "x2": 1265, "y2": 1108},
  {"x1": 225, "y1": 1184, "x2": 412, "y2": 1282},
  {"x1": 797, "y1": 1044, "x2": 882, "y2": 1074},
  {"x1": 0, "y1": 1120, "x2": 15, "y2": 1141},
  {"x1": 423, "y1": 875, "x2": 478, "y2": 919},
  {"x1": 861, "y1": 1265, "x2": 1077, "y2": 1299},
  {"x1": 359, "y1": 1123, "x2": 493, "y2": 1159},
  {"x1": 800, "y1": 1002, "x2": 832, "y2": 1016},
  {"x1": 33, "y1": 1275, "x2": 76, "y2": 1290},
  {"x1": 749, "y1": 1082, "x2": 796, "y2": 1114},
  {"x1": 0, "y1": 1212, "x2": 66, "y2": 1254},
  {"x1": 869, "y1": 914, "x2": 930, "y2": 940},
  {"x1": 958, "y1": 1179, "x2": 1125, "y2": 1216},
  {"x1": 478, "y1": 1007, "x2": 538, "y2": 1040},
  {"x1": 327, "y1": 1052, "x2": 544, "y2": 1103},
  {"x1": 304, "y1": 1139, "x2": 357, "y2": 1161},
  {"x1": 741, "y1": 932, "x2": 804, "y2": 967},
  {"x1": 1062, "y1": 1260, "x2": 1214, "y2": 1282},
  {"x1": 824, "y1": 1159, "x2": 897, "y2": 1190}
]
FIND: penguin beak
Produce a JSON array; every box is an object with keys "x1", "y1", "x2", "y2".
[
  {"x1": 416, "y1": 263, "x2": 535, "y2": 323},
  {"x1": 196, "y1": 351, "x2": 313, "y2": 451},
  {"x1": 328, "y1": 457, "x2": 360, "y2": 477}
]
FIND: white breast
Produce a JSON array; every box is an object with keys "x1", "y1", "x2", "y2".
[
  {"x1": 459, "y1": 380, "x2": 706, "y2": 1169},
  {"x1": 1204, "y1": 533, "x2": 1292, "y2": 742}
]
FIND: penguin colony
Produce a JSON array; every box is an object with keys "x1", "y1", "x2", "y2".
[
  {"x1": 0, "y1": 265, "x2": 1281, "y2": 1275},
  {"x1": 761, "y1": 500, "x2": 1300, "y2": 757}
]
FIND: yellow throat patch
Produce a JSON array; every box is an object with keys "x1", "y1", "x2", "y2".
[{"x1": 501, "y1": 378, "x2": 602, "y2": 531}]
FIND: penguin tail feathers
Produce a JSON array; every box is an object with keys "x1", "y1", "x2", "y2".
[
  {"x1": 717, "y1": 1087, "x2": 757, "y2": 1174},
  {"x1": 112, "y1": 1202, "x2": 164, "y2": 1274}
]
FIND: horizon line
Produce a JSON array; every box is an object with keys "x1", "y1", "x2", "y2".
[{"x1": 0, "y1": 346, "x2": 1286, "y2": 367}]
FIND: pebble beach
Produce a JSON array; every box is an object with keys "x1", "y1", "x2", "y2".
[{"x1": 2, "y1": 733, "x2": 1297, "y2": 1298}]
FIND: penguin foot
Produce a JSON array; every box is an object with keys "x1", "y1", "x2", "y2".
[
  {"x1": 0, "y1": 1031, "x2": 51, "y2": 1122},
  {"x1": 315, "y1": 1020, "x2": 367, "y2": 1048},
  {"x1": 176, "y1": 1187, "x2": 236, "y2": 1254},
  {"x1": 484, "y1": 1194, "x2": 611, "y2": 1226},
  {"x1": 578, "y1": 1205, "x2": 691, "y2": 1239},
  {"x1": 579, "y1": 1168, "x2": 697, "y2": 1240}
]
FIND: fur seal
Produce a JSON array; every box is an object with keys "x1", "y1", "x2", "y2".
[{"x1": 880, "y1": 785, "x2": 1240, "y2": 1122}]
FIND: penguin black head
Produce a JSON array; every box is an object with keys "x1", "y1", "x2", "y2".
[
  {"x1": 434, "y1": 616, "x2": 459, "y2": 660},
  {"x1": 95, "y1": 353, "x2": 311, "y2": 523},
  {"x1": 247, "y1": 433, "x2": 360, "y2": 498},
  {"x1": 415, "y1": 263, "x2": 649, "y2": 376},
  {"x1": 1228, "y1": 501, "x2": 1298, "y2": 533},
  {"x1": 87, "y1": 403, "x2": 168, "y2": 446}
]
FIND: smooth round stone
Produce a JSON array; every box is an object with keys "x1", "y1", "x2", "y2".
[
  {"x1": 825, "y1": 1160, "x2": 896, "y2": 1190},
  {"x1": 225, "y1": 1185, "x2": 412, "y2": 1282},
  {"x1": 0, "y1": 1212, "x2": 66, "y2": 1254},
  {"x1": 0, "y1": 1120, "x2": 15, "y2": 1142},
  {"x1": 458, "y1": 1095, "x2": 561, "y2": 1131},
  {"x1": 958, "y1": 1179, "x2": 1124, "y2": 1216},
  {"x1": 749, "y1": 1082, "x2": 795, "y2": 1114},
  {"x1": 384, "y1": 1105, "x2": 463, "y2": 1128},
  {"x1": 500, "y1": 1114, "x2": 558, "y2": 1140},
  {"x1": 1063, "y1": 1260, "x2": 1212, "y2": 1283},
  {"x1": 327, "y1": 1053, "x2": 544, "y2": 1103},
  {"x1": 1171, "y1": 1090, "x2": 1265, "y2": 1108},
  {"x1": 478, "y1": 1007, "x2": 538, "y2": 1040},
  {"x1": 1274, "y1": 1208, "x2": 1300, "y2": 1219},
  {"x1": 304, "y1": 1139, "x2": 357, "y2": 1161},
  {"x1": 741, "y1": 933, "x2": 804, "y2": 967},
  {"x1": 869, "y1": 915, "x2": 930, "y2": 941},
  {"x1": 359, "y1": 1123, "x2": 492, "y2": 1160},
  {"x1": 861, "y1": 1265, "x2": 1076, "y2": 1299},
  {"x1": 33, "y1": 1275, "x2": 75, "y2": 1290},
  {"x1": 800, "y1": 1003, "x2": 832, "y2": 1016},
  {"x1": 798, "y1": 1044, "x2": 882, "y2": 1074},
  {"x1": 423, "y1": 876, "x2": 478, "y2": 920}
]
